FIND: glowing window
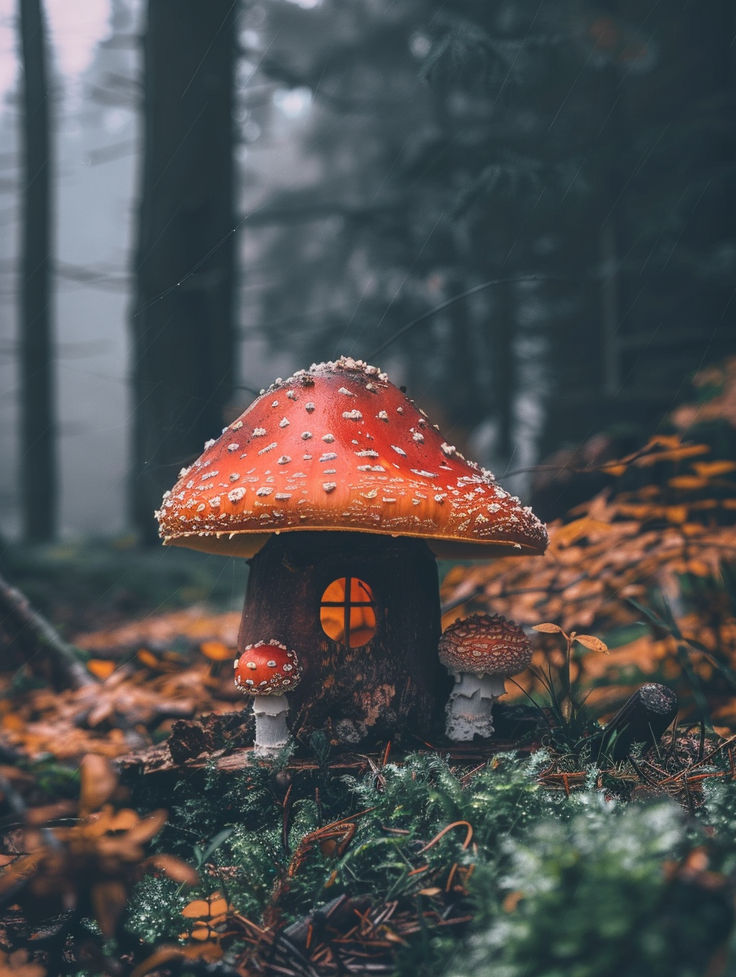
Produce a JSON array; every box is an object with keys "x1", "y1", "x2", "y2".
[{"x1": 320, "y1": 576, "x2": 377, "y2": 648}]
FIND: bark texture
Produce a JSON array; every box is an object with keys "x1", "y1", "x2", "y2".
[
  {"x1": 237, "y1": 532, "x2": 450, "y2": 745},
  {"x1": 131, "y1": 0, "x2": 237, "y2": 543},
  {"x1": 18, "y1": 0, "x2": 55, "y2": 542}
]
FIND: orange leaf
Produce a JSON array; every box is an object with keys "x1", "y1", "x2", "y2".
[
  {"x1": 125, "y1": 810, "x2": 167, "y2": 845},
  {"x1": 131, "y1": 943, "x2": 223, "y2": 977},
  {"x1": 532, "y1": 623, "x2": 564, "y2": 634},
  {"x1": 668, "y1": 476, "x2": 706, "y2": 491},
  {"x1": 137, "y1": 649, "x2": 160, "y2": 669},
  {"x1": 573, "y1": 634, "x2": 609, "y2": 654},
  {"x1": 693, "y1": 460, "x2": 736, "y2": 477},
  {"x1": 144, "y1": 854, "x2": 199, "y2": 886},
  {"x1": 79, "y1": 754, "x2": 117, "y2": 816},
  {"x1": 199, "y1": 641, "x2": 233, "y2": 662},
  {"x1": 87, "y1": 659, "x2": 116, "y2": 680},
  {"x1": 91, "y1": 879, "x2": 127, "y2": 937},
  {"x1": 182, "y1": 899, "x2": 213, "y2": 919},
  {"x1": 665, "y1": 505, "x2": 688, "y2": 524}
]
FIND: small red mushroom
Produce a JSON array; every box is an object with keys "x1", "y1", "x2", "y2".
[
  {"x1": 438, "y1": 615, "x2": 532, "y2": 741},
  {"x1": 234, "y1": 640, "x2": 302, "y2": 755}
]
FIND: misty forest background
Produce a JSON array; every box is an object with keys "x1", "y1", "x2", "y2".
[
  {"x1": 2, "y1": 0, "x2": 734, "y2": 557},
  {"x1": 2, "y1": 3, "x2": 736, "y2": 973}
]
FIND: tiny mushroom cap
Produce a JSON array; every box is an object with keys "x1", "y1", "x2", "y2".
[
  {"x1": 438, "y1": 614, "x2": 533, "y2": 677},
  {"x1": 234, "y1": 640, "x2": 302, "y2": 695},
  {"x1": 156, "y1": 356, "x2": 547, "y2": 560}
]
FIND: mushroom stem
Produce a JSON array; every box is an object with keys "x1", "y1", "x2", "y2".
[
  {"x1": 445, "y1": 673, "x2": 506, "y2": 742},
  {"x1": 252, "y1": 693, "x2": 290, "y2": 756}
]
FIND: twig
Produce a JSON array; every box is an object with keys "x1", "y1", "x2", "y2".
[{"x1": 0, "y1": 572, "x2": 94, "y2": 691}]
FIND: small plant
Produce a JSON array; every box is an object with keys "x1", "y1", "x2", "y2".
[{"x1": 523, "y1": 623, "x2": 608, "y2": 748}]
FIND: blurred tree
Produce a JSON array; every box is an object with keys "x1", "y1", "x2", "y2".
[
  {"x1": 248, "y1": 0, "x2": 736, "y2": 490},
  {"x1": 130, "y1": 0, "x2": 237, "y2": 544},
  {"x1": 18, "y1": 0, "x2": 56, "y2": 542}
]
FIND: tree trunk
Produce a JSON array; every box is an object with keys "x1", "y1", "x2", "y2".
[
  {"x1": 237, "y1": 532, "x2": 449, "y2": 746},
  {"x1": 131, "y1": 0, "x2": 237, "y2": 544},
  {"x1": 18, "y1": 0, "x2": 55, "y2": 542}
]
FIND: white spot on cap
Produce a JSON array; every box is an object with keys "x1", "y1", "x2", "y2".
[
  {"x1": 258, "y1": 442, "x2": 277, "y2": 455},
  {"x1": 201, "y1": 470, "x2": 218, "y2": 481},
  {"x1": 253, "y1": 427, "x2": 267, "y2": 437},
  {"x1": 377, "y1": 411, "x2": 389, "y2": 421},
  {"x1": 231, "y1": 420, "x2": 244, "y2": 431},
  {"x1": 441, "y1": 443, "x2": 456, "y2": 456},
  {"x1": 301, "y1": 432, "x2": 312, "y2": 440},
  {"x1": 271, "y1": 400, "x2": 279, "y2": 408},
  {"x1": 322, "y1": 433, "x2": 335, "y2": 443},
  {"x1": 320, "y1": 452, "x2": 338, "y2": 462},
  {"x1": 305, "y1": 402, "x2": 316, "y2": 412},
  {"x1": 230, "y1": 472, "x2": 240, "y2": 482},
  {"x1": 391, "y1": 445, "x2": 407, "y2": 457},
  {"x1": 204, "y1": 438, "x2": 216, "y2": 449},
  {"x1": 396, "y1": 406, "x2": 404, "y2": 414},
  {"x1": 338, "y1": 386, "x2": 356, "y2": 397},
  {"x1": 279, "y1": 417, "x2": 290, "y2": 428},
  {"x1": 196, "y1": 503, "x2": 206, "y2": 512},
  {"x1": 228, "y1": 487, "x2": 246, "y2": 503},
  {"x1": 412, "y1": 432, "x2": 424, "y2": 443},
  {"x1": 411, "y1": 469, "x2": 437, "y2": 479},
  {"x1": 323, "y1": 482, "x2": 337, "y2": 493},
  {"x1": 178, "y1": 466, "x2": 191, "y2": 478},
  {"x1": 287, "y1": 390, "x2": 297, "y2": 400},
  {"x1": 256, "y1": 487, "x2": 273, "y2": 497},
  {"x1": 356, "y1": 449, "x2": 379, "y2": 458},
  {"x1": 275, "y1": 492, "x2": 292, "y2": 500},
  {"x1": 277, "y1": 455, "x2": 291, "y2": 465},
  {"x1": 342, "y1": 410, "x2": 363, "y2": 421},
  {"x1": 209, "y1": 496, "x2": 221, "y2": 507},
  {"x1": 227, "y1": 443, "x2": 240, "y2": 452}
]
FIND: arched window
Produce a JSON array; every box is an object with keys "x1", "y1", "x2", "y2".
[{"x1": 320, "y1": 576, "x2": 377, "y2": 648}]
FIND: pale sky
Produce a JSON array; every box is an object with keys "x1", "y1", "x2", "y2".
[{"x1": 0, "y1": 0, "x2": 110, "y2": 99}]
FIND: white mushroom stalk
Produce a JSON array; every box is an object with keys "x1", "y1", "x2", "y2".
[
  {"x1": 251, "y1": 693, "x2": 290, "y2": 755},
  {"x1": 444, "y1": 671, "x2": 507, "y2": 741},
  {"x1": 438, "y1": 615, "x2": 533, "y2": 743},
  {"x1": 234, "y1": 640, "x2": 302, "y2": 757}
]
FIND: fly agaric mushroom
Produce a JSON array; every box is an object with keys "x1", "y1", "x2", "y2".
[
  {"x1": 438, "y1": 614, "x2": 533, "y2": 741},
  {"x1": 156, "y1": 357, "x2": 546, "y2": 745},
  {"x1": 234, "y1": 640, "x2": 302, "y2": 755}
]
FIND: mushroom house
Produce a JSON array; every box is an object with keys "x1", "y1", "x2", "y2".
[{"x1": 156, "y1": 357, "x2": 547, "y2": 747}]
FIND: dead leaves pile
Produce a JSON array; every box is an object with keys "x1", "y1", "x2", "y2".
[
  {"x1": 0, "y1": 754, "x2": 196, "y2": 962},
  {"x1": 1, "y1": 637, "x2": 241, "y2": 762},
  {"x1": 442, "y1": 429, "x2": 736, "y2": 723}
]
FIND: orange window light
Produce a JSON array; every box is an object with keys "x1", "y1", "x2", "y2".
[{"x1": 320, "y1": 577, "x2": 377, "y2": 647}]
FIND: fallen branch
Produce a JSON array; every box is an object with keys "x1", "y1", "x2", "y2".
[{"x1": 0, "y1": 572, "x2": 94, "y2": 691}]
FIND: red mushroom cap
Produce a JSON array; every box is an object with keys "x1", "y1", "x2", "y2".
[
  {"x1": 234, "y1": 640, "x2": 302, "y2": 695},
  {"x1": 438, "y1": 614, "x2": 533, "y2": 676},
  {"x1": 156, "y1": 357, "x2": 547, "y2": 559}
]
